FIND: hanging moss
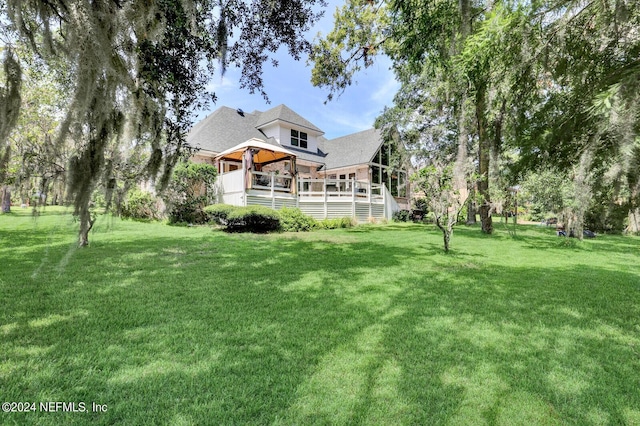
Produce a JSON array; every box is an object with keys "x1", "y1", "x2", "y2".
[
  {"x1": 0, "y1": 50, "x2": 22, "y2": 180},
  {"x1": 5, "y1": 0, "x2": 326, "y2": 244}
]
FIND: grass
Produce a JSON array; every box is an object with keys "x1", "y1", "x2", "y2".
[{"x1": 1, "y1": 207, "x2": 639, "y2": 425}]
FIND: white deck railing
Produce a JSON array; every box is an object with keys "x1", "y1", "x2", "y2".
[
  {"x1": 297, "y1": 178, "x2": 383, "y2": 202},
  {"x1": 217, "y1": 171, "x2": 386, "y2": 205},
  {"x1": 251, "y1": 171, "x2": 293, "y2": 192}
]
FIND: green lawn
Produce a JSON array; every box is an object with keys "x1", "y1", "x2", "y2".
[{"x1": 1, "y1": 208, "x2": 639, "y2": 425}]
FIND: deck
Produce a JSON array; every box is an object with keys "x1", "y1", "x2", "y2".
[{"x1": 216, "y1": 170, "x2": 398, "y2": 221}]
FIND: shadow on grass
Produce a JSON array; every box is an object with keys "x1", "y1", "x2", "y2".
[
  {"x1": 378, "y1": 263, "x2": 640, "y2": 425},
  {"x1": 1, "y1": 219, "x2": 639, "y2": 425}
]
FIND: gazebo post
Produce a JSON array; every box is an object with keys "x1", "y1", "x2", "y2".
[
  {"x1": 291, "y1": 156, "x2": 297, "y2": 195},
  {"x1": 241, "y1": 152, "x2": 247, "y2": 206}
]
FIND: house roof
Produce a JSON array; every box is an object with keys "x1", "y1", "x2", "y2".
[
  {"x1": 186, "y1": 105, "x2": 384, "y2": 170},
  {"x1": 285, "y1": 144, "x2": 327, "y2": 165},
  {"x1": 187, "y1": 105, "x2": 327, "y2": 165},
  {"x1": 322, "y1": 128, "x2": 383, "y2": 170},
  {"x1": 187, "y1": 107, "x2": 274, "y2": 153},
  {"x1": 255, "y1": 104, "x2": 324, "y2": 134}
]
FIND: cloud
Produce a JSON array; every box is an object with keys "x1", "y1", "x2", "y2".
[{"x1": 370, "y1": 76, "x2": 400, "y2": 104}]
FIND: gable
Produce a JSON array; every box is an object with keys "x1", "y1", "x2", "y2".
[
  {"x1": 255, "y1": 104, "x2": 324, "y2": 134},
  {"x1": 322, "y1": 128, "x2": 384, "y2": 170}
]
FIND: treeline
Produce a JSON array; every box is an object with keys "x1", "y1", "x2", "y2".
[{"x1": 310, "y1": 0, "x2": 640, "y2": 238}]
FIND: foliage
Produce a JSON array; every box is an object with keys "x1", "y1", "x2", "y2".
[
  {"x1": 316, "y1": 217, "x2": 355, "y2": 229},
  {"x1": 204, "y1": 203, "x2": 236, "y2": 225},
  {"x1": 412, "y1": 197, "x2": 429, "y2": 213},
  {"x1": 225, "y1": 205, "x2": 281, "y2": 233},
  {"x1": 278, "y1": 207, "x2": 317, "y2": 232},
  {"x1": 2, "y1": 0, "x2": 326, "y2": 245},
  {"x1": 584, "y1": 181, "x2": 630, "y2": 234},
  {"x1": 164, "y1": 161, "x2": 217, "y2": 225},
  {"x1": 312, "y1": 0, "x2": 640, "y2": 238},
  {"x1": 414, "y1": 161, "x2": 472, "y2": 252},
  {"x1": 3, "y1": 60, "x2": 70, "y2": 209},
  {"x1": 120, "y1": 189, "x2": 162, "y2": 221},
  {"x1": 519, "y1": 168, "x2": 569, "y2": 220},
  {"x1": 0, "y1": 48, "x2": 21, "y2": 184},
  {"x1": 392, "y1": 209, "x2": 411, "y2": 222}
]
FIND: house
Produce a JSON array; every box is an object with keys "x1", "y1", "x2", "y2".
[{"x1": 186, "y1": 104, "x2": 409, "y2": 221}]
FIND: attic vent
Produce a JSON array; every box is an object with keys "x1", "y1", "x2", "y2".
[{"x1": 237, "y1": 108, "x2": 244, "y2": 117}]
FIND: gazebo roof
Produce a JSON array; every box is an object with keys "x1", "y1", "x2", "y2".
[{"x1": 214, "y1": 138, "x2": 297, "y2": 164}]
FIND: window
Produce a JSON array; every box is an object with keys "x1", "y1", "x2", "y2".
[
  {"x1": 381, "y1": 144, "x2": 390, "y2": 166},
  {"x1": 371, "y1": 165, "x2": 380, "y2": 184},
  {"x1": 391, "y1": 173, "x2": 399, "y2": 197},
  {"x1": 291, "y1": 129, "x2": 308, "y2": 149}
]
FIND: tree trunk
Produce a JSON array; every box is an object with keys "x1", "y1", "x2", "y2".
[
  {"x1": 78, "y1": 200, "x2": 95, "y2": 247},
  {"x1": 570, "y1": 150, "x2": 593, "y2": 240},
  {"x1": 476, "y1": 83, "x2": 492, "y2": 234},
  {"x1": 466, "y1": 195, "x2": 476, "y2": 224},
  {"x1": 435, "y1": 217, "x2": 451, "y2": 252},
  {"x1": 628, "y1": 208, "x2": 640, "y2": 234},
  {"x1": 443, "y1": 228, "x2": 451, "y2": 252},
  {"x1": 1, "y1": 186, "x2": 10, "y2": 213},
  {"x1": 489, "y1": 121, "x2": 502, "y2": 190}
]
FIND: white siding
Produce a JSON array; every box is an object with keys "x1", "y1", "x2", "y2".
[{"x1": 260, "y1": 123, "x2": 281, "y2": 142}]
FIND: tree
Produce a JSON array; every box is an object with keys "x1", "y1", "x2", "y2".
[
  {"x1": 7, "y1": 59, "x2": 70, "y2": 209},
  {"x1": 2, "y1": 0, "x2": 326, "y2": 245},
  {"x1": 0, "y1": 47, "x2": 21, "y2": 212},
  {"x1": 415, "y1": 161, "x2": 471, "y2": 252},
  {"x1": 313, "y1": 0, "x2": 640, "y2": 240},
  {"x1": 311, "y1": 0, "x2": 527, "y2": 234},
  {"x1": 519, "y1": 168, "x2": 569, "y2": 221},
  {"x1": 509, "y1": 0, "x2": 640, "y2": 237}
]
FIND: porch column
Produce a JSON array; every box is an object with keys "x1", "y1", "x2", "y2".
[
  {"x1": 291, "y1": 156, "x2": 297, "y2": 195},
  {"x1": 368, "y1": 180, "x2": 372, "y2": 218},
  {"x1": 241, "y1": 155, "x2": 247, "y2": 206},
  {"x1": 351, "y1": 177, "x2": 356, "y2": 217},
  {"x1": 271, "y1": 172, "x2": 276, "y2": 209},
  {"x1": 382, "y1": 182, "x2": 387, "y2": 219},
  {"x1": 323, "y1": 176, "x2": 328, "y2": 219}
]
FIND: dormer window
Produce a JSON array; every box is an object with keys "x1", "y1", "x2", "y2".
[{"x1": 291, "y1": 129, "x2": 308, "y2": 149}]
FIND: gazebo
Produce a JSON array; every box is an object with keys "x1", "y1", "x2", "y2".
[{"x1": 214, "y1": 139, "x2": 298, "y2": 205}]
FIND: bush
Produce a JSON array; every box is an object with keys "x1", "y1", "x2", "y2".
[
  {"x1": 225, "y1": 205, "x2": 281, "y2": 233},
  {"x1": 204, "y1": 204, "x2": 236, "y2": 225},
  {"x1": 168, "y1": 198, "x2": 210, "y2": 225},
  {"x1": 316, "y1": 216, "x2": 355, "y2": 229},
  {"x1": 413, "y1": 197, "x2": 429, "y2": 212},
  {"x1": 392, "y1": 209, "x2": 411, "y2": 222},
  {"x1": 164, "y1": 161, "x2": 218, "y2": 225},
  {"x1": 121, "y1": 189, "x2": 161, "y2": 221},
  {"x1": 278, "y1": 207, "x2": 317, "y2": 232}
]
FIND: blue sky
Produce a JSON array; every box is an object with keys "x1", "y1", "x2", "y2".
[{"x1": 200, "y1": 0, "x2": 399, "y2": 140}]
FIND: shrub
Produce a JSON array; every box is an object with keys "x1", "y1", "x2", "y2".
[
  {"x1": 316, "y1": 216, "x2": 355, "y2": 229},
  {"x1": 167, "y1": 198, "x2": 210, "y2": 225},
  {"x1": 392, "y1": 209, "x2": 411, "y2": 222},
  {"x1": 413, "y1": 197, "x2": 429, "y2": 212},
  {"x1": 121, "y1": 189, "x2": 162, "y2": 221},
  {"x1": 164, "y1": 161, "x2": 217, "y2": 225},
  {"x1": 204, "y1": 204, "x2": 236, "y2": 225},
  {"x1": 225, "y1": 205, "x2": 281, "y2": 233},
  {"x1": 278, "y1": 207, "x2": 317, "y2": 232}
]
